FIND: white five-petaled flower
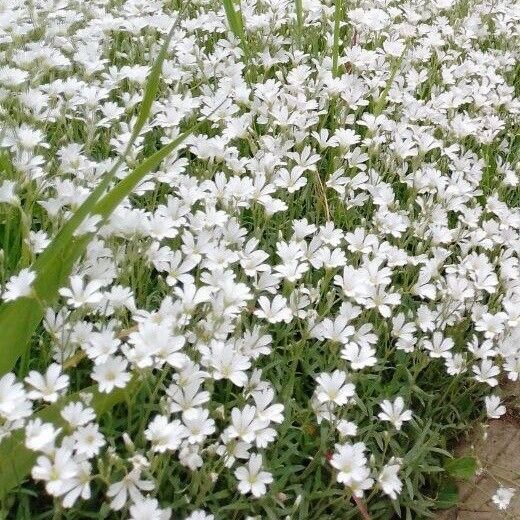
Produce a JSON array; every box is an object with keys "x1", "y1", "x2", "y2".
[
  {"x1": 492, "y1": 486, "x2": 515, "y2": 510},
  {"x1": 329, "y1": 442, "x2": 374, "y2": 497},
  {"x1": 145, "y1": 415, "x2": 187, "y2": 452},
  {"x1": 73, "y1": 423, "x2": 106, "y2": 457},
  {"x1": 31, "y1": 447, "x2": 79, "y2": 497},
  {"x1": 59, "y1": 275, "x2": 103, "y2": 308},
  {"x1": 315, "y1": 370, "x2": 356, "y2": 406},
  {"x1": 234, "y1": 453, "x2": 273, "y2": 497},
  {"x1": 0, "y1": 372, "x2": 32, "y2": 422},
  {"x1": 254, "y1": 295, "x2": 293, "y2": 324},
  {"x1": 2, "y1": 268, "x2": 36, "y2": 301},
  {"x1": 378, "y1": 458, "x2": 403, "y2": 499},
  {"x1": 25, "y1": 363, "x2": 69, "y2": 403},
  {"x1": 91, "y1": 356, "x2": 131, "y2": 393},
  {"x1": 485, "y1": 395, "x2": 506, "y2": 419},
  {"x1": 208, "y1": 342, "x2": 251, "y2": 387},
  {"x1": 227, "y1": 405, "x2": 267, "y2": 443},
  {"x1": 0, "y1": 179, "x2": 19, "y2": 205},
  {"x1": 25, "y1": 418, "x2": 61, "y2": 452},
  {"x1": 129, "y1": 497, "x2": 171, "y2": 520},
  {"x1": 378, "y1": 397, "x2": 412, "y2": 430},
  {"x1": 106, "y1": 467, "x2": 154, "y2": 511}
]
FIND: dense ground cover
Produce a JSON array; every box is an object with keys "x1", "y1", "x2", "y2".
[{"x1": 0, "y1": 0, "x2": 519, "y2": 518}]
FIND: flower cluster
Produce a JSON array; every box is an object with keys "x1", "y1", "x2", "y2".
[{"x1": 0, "y1": 0, "x2": 519, "y2": 517}]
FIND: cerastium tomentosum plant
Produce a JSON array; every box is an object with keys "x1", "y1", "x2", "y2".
[{"x1": 0, "y1": 0, "x2": 519, "y2": 518}]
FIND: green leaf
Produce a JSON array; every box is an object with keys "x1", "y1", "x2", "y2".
[
  {"x1": 435, "y1": 478, "x2": 459, "y2": 509},
  {"x1": 221, "y1": 0, "x2": 249, "y2": 63},
  {"x1": 32, "y1": 20, "x2": 180, "y2": 277},
  {"x1": 444, "y1": 456, "x2": 477, "y2": 480},
  {"x1": 0, "y1": 380, "x2": 137, "y2": 498},
  {"x1": 332, "y1": 0, "x2": 342, "y2": 78},
  {"x1": 294, "y1": 0, "x2": 303, "y2": 44},
  {"x1": 129, "y1": 23, "x2": 178, "y2": 143},
  {"x1": 222, "y1": 0, "x2": 245, "y2": 41}
]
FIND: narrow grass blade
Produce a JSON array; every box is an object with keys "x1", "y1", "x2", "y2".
[
  {"x1": 94, "y1": 128, "x2": 197, "y2": 218},
  {"x1": 34, "y1": 24, "x2": 178, "y2": 274},
  {"x1": 222, "y1": 0, "x2": 245, "y2": 41},
  {"x1": 332, "y1": 0, "x2": 342, "y2": 77},
  {"x1": 373, "y1": 45, "x2": 409, "y2": 116},
  {"x1": 0, "y1": 127, "x2": 197, "y2": 375},
  {"x1": 0, "y1": 24, "x2": 180, "y2": 375},
  {"x1": 295, "y1": 0, "x2": 303, "y2": 46},
  {"x1": 222, "y1": 0, "x2": 252, "y2": 66},
  {"x1": 129, "y1": 22, "x2": 178, "y2": 143}
]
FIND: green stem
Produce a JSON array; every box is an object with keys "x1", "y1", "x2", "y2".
[{"x1": 295, "y1": 0, "x2": 303, "y2": 47}]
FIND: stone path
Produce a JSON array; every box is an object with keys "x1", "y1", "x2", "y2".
[{"x1": 439, "y1": 382, "x2": 520, "y2": 520}]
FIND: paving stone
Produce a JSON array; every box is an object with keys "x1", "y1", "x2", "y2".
[{"x1": 438, "y1": 419, "x2": 520, "y2": 519}]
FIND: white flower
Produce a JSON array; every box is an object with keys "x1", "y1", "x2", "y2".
[
  {"x1": 422, "y1": 332, "x2": 454, "y2": 359},
  {"x1": 472, "y1": 359, "x2": 500, "y2": 387},
  {"x1": 182, "y1": 407, "x2": 215, "y2": 444},
  {"x1": 336, "y1": 420, "x2": 358, "y2": 437},
  {"x1": 73, "y1": 214, "x2": 102, "y2": 237},
  {"x1": 91, "y1": 356, "x2": 131, "y2": 393},
  {"x1": 330, "y1": 442, "x2": 374, "y2": 497},
  {"x1": 378, "y1": 458, "x2": 402, "y2": 499},
  {"x1": 61, "y1": 461, "x2": 92, "y2": 508},
  {"x1": 228, "y1": 405, "x2": 267, "y2": 443},
  {"x1": 0, "y1": 180, "x2": 19, "y2": 205},
  {"x1": 107, "y1": 468, "x2": 154, "y2": 511},
  {"x1": 485, "y1": 395, "x2": 506, "y2": 419},
  {"x1": 185, "y1": 511, "x2": 214, "y2": 520},
  {"x1": 28, "y1": 230, "x2": 50, "y2": 253},
  {"x1": 341, "y1": 343, "x2": 377, "y2": 370},
  {"x1": 31, "y1": 448, "x2": 79, "y2": 497},
  {"x1": 209, "y1": 342, "x2": 250, "y2": 387},
  {"x1": 59, "y1": 276, "x2": 103, "y2": 308},
  {"x1": 315, "y1": 370, "x2": 355, "y2": 406},
  {"x1": 145, "y1": 415, "x2": 187, "y2": 452},
  {"x1": 25, "y1": 418, "x2": 61, "y2": 452},
  {"x1": 378, "y1": 397, "x2": 413, "y2": 430},
  {"x1": 492, "y1": 486, "x2": 515, "y2": 510},
  {"x1": 179, "y1": 442, "x2": 203, "y2": 470},
  {"x1": 0, "y1": 66, "x2": 28, "y2": 86},
  {"x1": 25, "y1": 363, "x2": 69, "y2": 403},
  {"x1": 252, "y1": 388, "x2": 284, "y2": 424},
  {"x1": 0, "y1": 372, "x2": 32, "y2": 423},
  {"x1": 2, "y1": 268, "x2": 36, "y2": 301},
  {"x1": 60, "y1": 402, "x2": 95, "y2": 429},
  {"x1": 73, "y1": 423, "x2": 106, "y2": 457},
  {"x1": 475, "y1": 312, "x2": 507, "y2": 339},
  {"x1": 383, "y1": 39, "x2": 406, "y2": 57},
  {"x1": 235, "y1": 453, "x2": 273, "y2": 498},
  {"x1": 445, "y1": 354, "x2": 467, "y2": 376},
  {"x1": 254, "y1": 295, "x2": 293, "y2": 324},
  {"x1": 129, "y1": 497, "x2": 171, "y2": 520},
  {"x1": 126, "y1": 321, "x2": 184, "y2": 369}
]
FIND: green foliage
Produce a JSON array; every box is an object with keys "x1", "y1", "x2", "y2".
[
  {"x1": 332, "y1": 0, "x2": 343, "y2": 77},
  {"x1": 444, "y1": 456, "x2": 478, "y2": 481},
  {"x1": 435, "y1": 479, "x2": 459, "y2": 509}
]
